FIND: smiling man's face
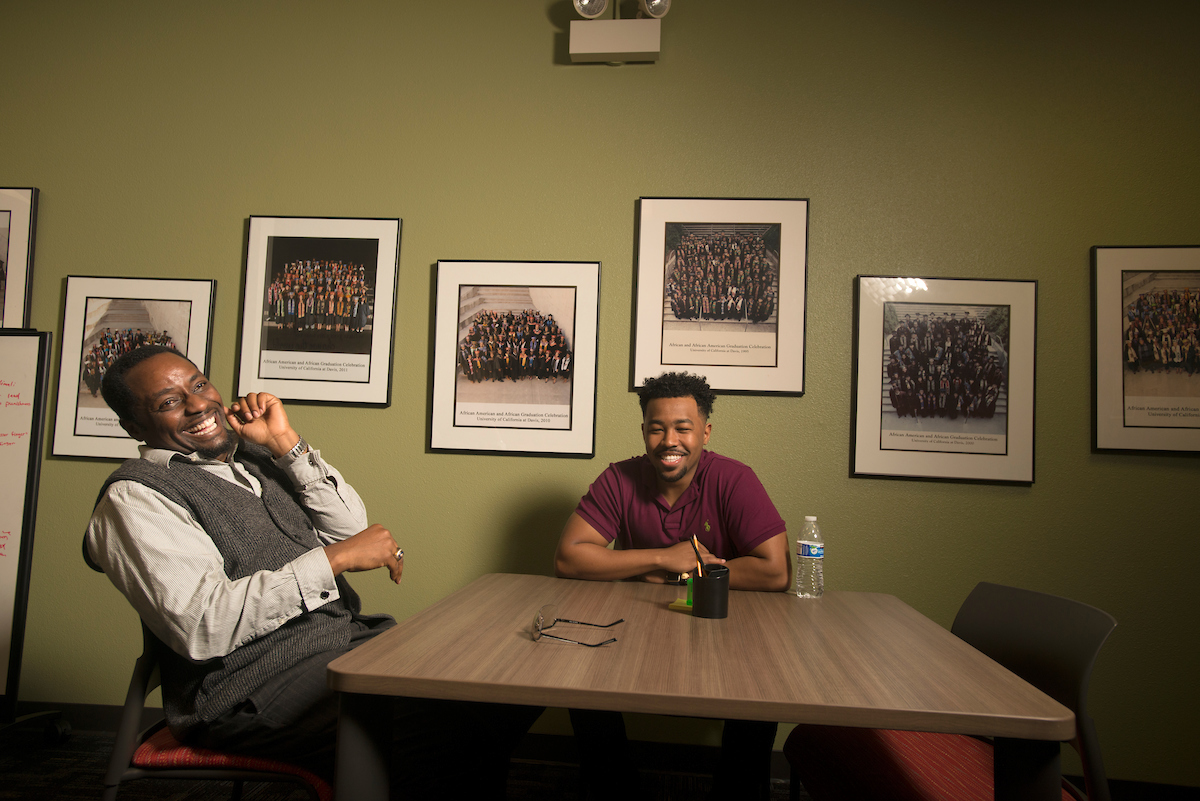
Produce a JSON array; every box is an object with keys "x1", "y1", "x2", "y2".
[
  {"x1": 120, "y1": 353, "x2": 236, "y2": 460},
  {"x1": 642, "y1": 396, "x2": 711, "y2": 495}
]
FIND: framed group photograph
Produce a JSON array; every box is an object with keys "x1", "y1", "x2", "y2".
[
  {"x1": 1093, "y1": 246, "x2": 1200, "y2": 453},
  {"x1": 1, "y1": 188, "x2": 39, "y2": 329},
  {"x1": 632, "y1": 197, "x2": 808, "y2": 394},
  {"x1": 52, "y1": 276, "x2": 216, "y2": 459},
  {"x1": 852, "y1": 276, "x2": 1037, "y2": 484},
  {"x1": 430, "y1": 260, "x2": 600, "y2": 457},
  {"x1": 237, "y1": 216, "x2": 401, "y2": 406}
]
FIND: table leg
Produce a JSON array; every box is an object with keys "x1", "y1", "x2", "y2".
[
  {"x1": 993, "y1": 737, "x2": 1061, "y2": 801},
  {"x1": 335, "y1": 692, "x2": 390, "y2": 801}
]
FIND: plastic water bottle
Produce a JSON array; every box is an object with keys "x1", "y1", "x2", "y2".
[{"x1": 795, "y1": 516, "x2": 824, "y2": 598}]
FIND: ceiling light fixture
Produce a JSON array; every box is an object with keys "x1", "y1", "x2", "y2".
[{"x1": 569, "y1": 0, "x2": 673, "y2": 64}]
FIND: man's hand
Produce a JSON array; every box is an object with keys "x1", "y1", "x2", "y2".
[
  {"x1": 639, "y1": 539, "x2": 724, "y2": 583},
  {"x1": 323, "y1": 524, "x2": 404, "y2": 584},
  {"x1": 225, "y1": 392, "x2": 300, "y2": 458}
]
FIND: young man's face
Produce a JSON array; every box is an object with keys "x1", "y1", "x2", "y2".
[
  {"x1": 120, "y1": 353, "x2": 235, "y2": 460},
  {"x1": 642, "y1": 396, "x2": 711, "y2": 489}
]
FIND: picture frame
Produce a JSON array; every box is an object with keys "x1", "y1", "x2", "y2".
[
  {"x1": 1092, "y1": 246, "x2": 1200, "y2": 453},
  {"x1": 633, "y1": 197, "x2": 808, "y2": 394},
  {"x1": 237, "y1": 216, "x2": 400, "y2": 406},
  {"x1": 851, "y1": 276, "x2": 1037, "y2": 484},
  {"x1": 0, "y1": 188, "x2": 39, "y2": 329},
  {"x1": 430, "y1": 260, "x2": 600, "y2": 457},
  {"x1": 52, "y1": 276, "x2": 216, "y2": 459}
]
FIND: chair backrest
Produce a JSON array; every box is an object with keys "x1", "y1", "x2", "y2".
[
  {"x1": 104, "y1": 624, "x2": 162, "y2": 789},
  {"x1": 950, "y1": 582, "x2": 1116, "y2": 801}
]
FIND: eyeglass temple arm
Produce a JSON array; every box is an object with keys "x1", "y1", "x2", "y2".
[
  {"x1": 555, "y1": 617, "x2": 625, "y2": 629},
  {"x1": 539, "y1": 633, "x2": 617, "y2": 648}
]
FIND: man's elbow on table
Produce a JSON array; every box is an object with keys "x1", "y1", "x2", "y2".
[
  {"x1": 763, "y1": 566, "x2": 792, "y2": 593},
  {"x1": 553, "y1": 539, "x2": 594, "y2": 579},
  {"x1": 554, "y1": 513, "x2": 605, "y2": 579}
]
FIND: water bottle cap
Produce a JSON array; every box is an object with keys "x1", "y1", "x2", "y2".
[{"x1": 804, "y1": 515, "x2": 817, "y2": 521}]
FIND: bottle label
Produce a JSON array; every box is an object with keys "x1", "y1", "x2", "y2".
[{"x1": 798, "y1": 542, "x2": 823, "y2": 558}]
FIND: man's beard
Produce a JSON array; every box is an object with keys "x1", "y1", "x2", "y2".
[
  {"x1": 195, "y1": 427, "x2": 238, "y2": 461},
  {"x1": 655, "y1": 452, "x2": 689, "y2": 482}
]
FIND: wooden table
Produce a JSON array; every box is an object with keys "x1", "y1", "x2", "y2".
[{"x1": 328, "y1": 573, "x2": 1073, "y2": 800}]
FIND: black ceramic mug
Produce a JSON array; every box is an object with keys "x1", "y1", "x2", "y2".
[{"x1": 692, "y1": 564, "x2": 730, "y2": 619}]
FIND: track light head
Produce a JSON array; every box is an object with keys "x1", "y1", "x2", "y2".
[
  {"x1": 573, "y1": 0, "x2": 610, "y2": 20},
  {"x1": 637, "y1": 0, "x2": 671, "y2": 19}
]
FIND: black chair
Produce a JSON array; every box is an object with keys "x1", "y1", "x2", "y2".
[
  {"x1": 784, "y1": 582, "x2": 1116, "y2": 801},
  {"x1": 102, "y1": 622, "x2": 331, "y2": 801}
]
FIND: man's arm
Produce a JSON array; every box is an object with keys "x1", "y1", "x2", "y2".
[
  {"x1": 723, "y1": 530, "x2": 791, "y2": 592},
  {"x1": 553, "y1": 512, "x2": 724, "y2": 582},
  {"x1": 279, "y1": 447, "x2": 368, "y2": 540},
  {"x1": 226, "y1": 392, "x2": 399, "y2": 576}
]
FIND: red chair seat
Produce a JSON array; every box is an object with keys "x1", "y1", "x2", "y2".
[
  {"x1": 132, "y1": 726, "x2": 333, "y2": 801},
  {"x1": 784, "y1": 725, "x2": 1074, "y2": 801}
]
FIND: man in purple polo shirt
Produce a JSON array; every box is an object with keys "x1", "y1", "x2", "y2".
[{"x1": 554, "y1": 371, "x2": 789, "y2": 800}]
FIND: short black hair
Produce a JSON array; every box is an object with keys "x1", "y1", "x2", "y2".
[
  {"x1": 637, "y1": 372, "x2": 716, "y2": 419},
  {"x1": 100, "y1": 345, "x2": 187, "y2": 422}
]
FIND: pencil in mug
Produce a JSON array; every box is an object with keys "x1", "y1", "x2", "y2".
[{"x1": 690, "y1": 535, "x2": 705, "y2": 577}]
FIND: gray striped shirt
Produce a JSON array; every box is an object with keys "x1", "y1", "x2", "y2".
[{"x1": 86, "y1": 441, "x2": 368, "y2": 661}]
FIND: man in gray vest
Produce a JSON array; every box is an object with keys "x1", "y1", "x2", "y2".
[{"x1": 86, "y1": 345, "x2": 539, "y2": 794}]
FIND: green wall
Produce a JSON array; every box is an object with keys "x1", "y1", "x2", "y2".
[{"x1": 3, "y1": 0, "x2": 1197, "y2": 787}]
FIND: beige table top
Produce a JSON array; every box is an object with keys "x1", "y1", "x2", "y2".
[{"x1": 328, "y1": 573, "x2": 1074, "y2": 742}]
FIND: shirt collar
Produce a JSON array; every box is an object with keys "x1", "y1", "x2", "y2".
[{"x1": 138, "y1": 441, "x2": 241, "y2": 468}]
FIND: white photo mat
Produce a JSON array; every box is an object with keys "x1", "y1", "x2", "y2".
[
  {"x1": 53, "y1": 276, "x2": 216, "y2": 459},
  {"x1": 237, "y1": 216, "x2": 400, "y2": 405},
  {"x1": 853, "y1": 276, "x2": 1037, "y2": 483},
  {"x1": 1093, "y1": 246, "x2": 1200, "y2": 452},
  {"x1": 633, "y1": 197, "x2": 808, "y2": 394},
  {"x1": 0, "y1": 188, "x2": 38, "y2": 329},
  {"x1": 431, "y1": 260, "x2": 599, "y2": 457}
]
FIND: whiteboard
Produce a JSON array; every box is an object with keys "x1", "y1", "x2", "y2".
[{"x1": 0, "y1": 330, "x2": 51, "y2": 724}]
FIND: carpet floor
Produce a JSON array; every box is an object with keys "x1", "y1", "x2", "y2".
[{"x1": 0, "y1": 727, "x2": 800, "y2": 800}]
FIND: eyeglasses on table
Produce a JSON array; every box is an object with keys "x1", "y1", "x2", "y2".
[{"x1": 532, "y1": 603, "x2": 624, "y2": 647}]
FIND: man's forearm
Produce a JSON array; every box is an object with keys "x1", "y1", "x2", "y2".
[
  {"x1": 724, "y1": 554, "x2": 791, "y2": 592},
  {"x1": 554, "y1": 543, "x2": 669, "y2": 581},
  {"x1": 286, "y1": 449, "x2": 369, "y2": 540}
]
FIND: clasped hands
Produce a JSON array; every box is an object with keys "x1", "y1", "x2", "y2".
[{"x1": 640, "y1": 538, "x2": 725, "y2": 584}]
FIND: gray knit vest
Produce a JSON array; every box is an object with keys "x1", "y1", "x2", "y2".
[{"x1": 96, "y1": 442, "x2": 376, "y2": 737}]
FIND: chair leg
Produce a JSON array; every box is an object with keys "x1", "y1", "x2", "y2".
[{"x1": 231, "y1": 779, "x2": 244, "y2": 801}]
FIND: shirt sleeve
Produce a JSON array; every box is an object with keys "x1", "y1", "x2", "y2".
[
  {"x1": 275, "y1": 446, "x2": 369, "y2": 542},
  {"x1": 718, "y1": 462, "x2": 787, "y2": 555},
  {"x1": 86, "y1": 479, "x2": 342, "y2": 662},
  {"x1": 574, "y1": 462, "x2": 626, "y2": 543}
]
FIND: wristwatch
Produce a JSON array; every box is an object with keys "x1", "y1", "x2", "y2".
[{"x1": 281, "y1": 435, "x2": 308, "y2": 461}]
